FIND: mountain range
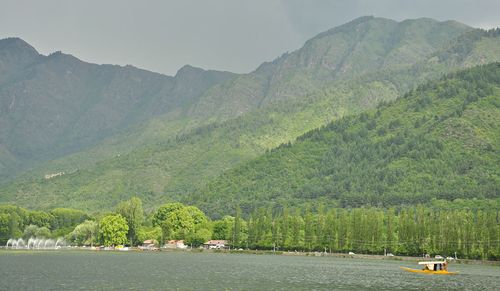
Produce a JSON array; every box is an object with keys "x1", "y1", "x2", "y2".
[
  {"x1": 0, "y1": 37, "x2": 235, "y2": 179},
  {"x1": 0, "y1": 16, "x2": 499, "y2": 215}
]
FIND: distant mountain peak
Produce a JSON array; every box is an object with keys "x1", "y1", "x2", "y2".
[
  {"x1": 312, "y1": 16, "x2": 469, "y2": 41},
  {"x1": 309, "y1": 16, "x2": 390, "y2": 41},
  {"x1": 47, "y1": 50, "x2": 77, "y2": 59},
  {"x1": 0, "y1": 37, "x2": 43, "y2": 81},
  {"x1": 43, "y1": 50, "x2": 86, "y2": 67},
  {"x1": 400, "y1": 17, "x2": 438, "y2": 23},
  {"x1": 175, "y1": 64, "x2": 206, "y2": 77},
  {"x1": 0, "y1": 37, "x2": 39, "y2": 55},
  {"x1": 0, "y1": 37, "x2": 30, "y2": 46},
  {"x1": 349, "y1": 15, "x2": 376, "y2": 23}
]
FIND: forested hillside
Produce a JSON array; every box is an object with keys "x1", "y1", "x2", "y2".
[
  {"x1": 2, "y1": 16, "x2": 467, "y2": 180},
  {"x1": 192, "y1": 63, "x2": 500, "y2": 217},
  {"x1": 1, "y1": 20, "x2": 499, "y2": 213}
]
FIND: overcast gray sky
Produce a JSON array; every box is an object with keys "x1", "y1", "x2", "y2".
[{"x1": 1, "y1": 0, "x2": 499, "y2": 75}]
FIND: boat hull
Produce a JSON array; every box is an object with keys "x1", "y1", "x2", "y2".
[{"x1": 400, "y1": 267, "x2": 457, "y2": 275}]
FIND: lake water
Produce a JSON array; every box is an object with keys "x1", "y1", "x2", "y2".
[{"x1": 0, "y1": 251, "x2": 499, "y2": 290}]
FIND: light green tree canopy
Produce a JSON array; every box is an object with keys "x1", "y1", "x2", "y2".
[
  {"x1": 153, "y1": 203, "x2": 209, "y2": 240},
  {"x1": 69, "y1": 220, "x2": 98, "y2": 246},
  {"x1": 137, "y1": 226, "x2": 162, "y2": 245},
  {"x1": 186, "y1": 228, "x2": 212, "y2": 247},
  {"x1": 99, "y1": 214, "x2": 129, "y2": 246},
  {"x1": 152, "y1": 203, "x2": 185, "y2": 227},
  {"x1": 212, "y1": 216, "x2": 234, "y2": 240}
]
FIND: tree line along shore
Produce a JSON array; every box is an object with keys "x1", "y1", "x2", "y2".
[{"x1": 1, "y1": 197, "x2": 499, "y2": 260}]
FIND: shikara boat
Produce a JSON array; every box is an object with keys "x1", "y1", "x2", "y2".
[{"x1": 400, "y1": 261, "x2": 457, "y2": 275}]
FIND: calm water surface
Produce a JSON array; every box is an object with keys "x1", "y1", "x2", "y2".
[{"x1": 0, "y1": 251, "x2": 499, "y2": 290}]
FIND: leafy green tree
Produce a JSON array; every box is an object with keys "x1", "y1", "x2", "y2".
[
  {"x1": 116, "y1": 197, "x2": 144, "y2": 245},
  {"x1": 385, "y1": 208, "x2": 395, "y2": 253},
  {"x1": 291, "y1": 209, "x2": 303, "y2": 249},
  {"x1": 137, "y1": 226, "x2": 162, "y2": 245},
  {"x1": 99, "y1": 214, "x2": 129, "y2": 246},
  {"x1": 185, "y1": 206, "x2": 208, "y2": 225},
  {"x1": 36, "y1": 227, "x2": 51, "y2": 238},
  {"x1": 8, "y1": 214, "x2": 23, "y2": 239},
  {"x1": 162, "y1": 207, "x2": 195, "y2": 240},
  {"x1": 50, "y1": 208, "x2": 89, "y2": 230},
  {"x1": 233, "y1": 206, "x2": 242, "y2": 246},
  {"x1": 337, "y1": 209, "x2": 349, "y2": 251},
  {"x1": 22, "y1": 224, "x2": 50, "y2": 239},
  {"x1": 278, "y1": 207, "x2": 290, "y2": 248},
  {"x1": 304, "y1": 208, "x2": 314, "y2": 251},
  {"x1": 23, "y1": 225, "x2": 39, "y2": 239},
  {"x1": 152, "y1": 203, "x2": 185, "y2": 227},
  {"x1": 153, "y1": 203, "x2": 208, "y2": 241},
  {"x1": 324, "y1": 209, "x2": 338, "y2": 252},
  {"x1": 69, "y1": 220, "x2": 98, "y2": 246},
  {"x1": 0, "y1": 213, "x2": 9, "y2": 244},
  {"x1": 26, "y1": 211, "x2": 53, "y2": 228},
  {"x1": 186, "y1": 228, "x2": 212, "y2": 247},
  {"x1": 212, "y1": 216, "x2": 234, "y2": 240}
]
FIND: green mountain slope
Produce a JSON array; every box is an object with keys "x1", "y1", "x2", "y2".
[
  {"x1": 11, "y1": 15, "x2": 463, "y2": 180},
  {"x1": 0, "y1": 40, "x2": 236, "y2": 180},
  {"x1": 1, "y1": 20, "x2": 499, "y2": 213},
  {"x1": 189, "y1": 17, "x2": 471, "y2": 120},
  {"x1": 0, "y1": 81, "x2": 406, "y2": 210},
  {"x1": 191, "y1": 63, "x2": 500, "y2": 217}
]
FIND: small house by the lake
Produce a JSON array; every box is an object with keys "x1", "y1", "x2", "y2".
[
  {"x1": 139, "y1": 239, "x2": 158, "y2": 250},
  {"x1": 203, "y1": 240, "x2": 228, "y2": 249},
  {"x1": 164, "y1": 240, "x2": 188, "y2": 249}
]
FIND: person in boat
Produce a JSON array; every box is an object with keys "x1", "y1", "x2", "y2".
[
  {"x1": 428, "y1": 262, "x2": 446, "y2": 271},
  {"x1": 403, "y1": 260, "x2": 455, "y2": 274},
  {"x1": 423, "y1": 262, "x2": 442, "y2": 271}
]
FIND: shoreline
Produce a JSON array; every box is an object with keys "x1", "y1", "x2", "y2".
[{"x1": 1, "y1": 247, "x2": 499, "y2": 265}]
